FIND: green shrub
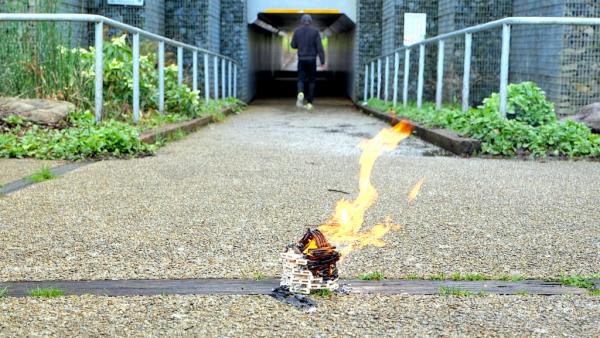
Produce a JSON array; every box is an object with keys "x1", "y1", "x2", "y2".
[
  {"x1": 480, "y1": 82, "x2": 556, "y2": 127},
  {"x1": 367, "y1": 82, "x2": 600, "y2": 158}
]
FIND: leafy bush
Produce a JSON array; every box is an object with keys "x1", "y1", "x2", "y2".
[
  {"x1": 480, "y1": 82, "x2": 556, "y2": 126},
  {"x1": 367, "y1": 82, "x2": 600, "y2": 158},
  {"x1": 0, "y1": 112, "x2": 155, "y2": 160}
]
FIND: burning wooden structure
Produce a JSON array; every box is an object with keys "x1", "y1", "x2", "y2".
[{"x1": 280, "y1": 229, "x2": 341, "y2": 294}]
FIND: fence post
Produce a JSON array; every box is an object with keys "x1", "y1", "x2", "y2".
[
  {"x1": 132, "y1": 33, "x2": 140, "y2": 124},
  {"x1": 204, "y1": 53, "x2": 210, "y2": 103},
  {"x1": 393, "y1": 52, "x2": 399, "y2": 107},
  {"x1": 370, "y1": 61, "x2": 375, "y2": 99},
  {"x1": 233, "y1": 64, "x2": 238, "y2": 99},
  {"x1": 384, "y1": 56, "x2": 389, "y2": 104},
  {"x1": 192, "y1": 51, "x2": 198, "y2": 92},
  {"x1": 403, "y1": 49, "x2": 410, "y2": 107},
  {"x1": 499, "y1": 24, "x2": 511, "y2": 117},
  {"x1": 221, "y1": 58, "x2": 226, "y2": 99},
  {"x1": 462, "y1": 33, "x2": 472, "y2": 112},
  {"x1": 213, "y1": 56, "x2": 219, "y2": 99},
  {"x1": 436, "y1": 40, "x2": 444, "y2": 110},
  {"x1": 94, "y1": 21, "x2": 103, "y2": 123},
  {"x1": 417, "y1": 44, "x2": 425, "y2": 109},
  {"x1": 363, "y1": 64, "x2": 369, "y2": 102},
  {"x1": 158, "y1": 41, "x2": 165, "y2": 114},
  {"x1": 177, "y1": 47, "x2": 183, "y2": 86},
  {"x1": 377, "y1": 58, "x2": 382, "y2": 99}
]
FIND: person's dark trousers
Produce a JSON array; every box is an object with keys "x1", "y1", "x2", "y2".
[{"x1": 297, "y1": 59, "x2": 317, "y2": 103}]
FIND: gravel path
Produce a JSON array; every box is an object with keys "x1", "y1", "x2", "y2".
[
  {"x1": 1, "y1": 294, "x2": 598, "y2": 337},
  {"x1": 0, "y1": 98, "x2": 599, "y2": 281},
  {"x1": 0, "y1": 159, "x2": 65, "y2": 186}
]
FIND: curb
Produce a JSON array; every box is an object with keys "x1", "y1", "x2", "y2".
[
  {"x1": 140, "y1": 107, "x2": 234, "y2": 144},
  {"x1": 0, "y1": 162, "x2": 91, "y2": 195},
  {"x1": 0, "y1": 278, "x2": 588, "y2": 297},
  {"x1": 355, "y1": 103, "x2": 482, "y2": 156}
]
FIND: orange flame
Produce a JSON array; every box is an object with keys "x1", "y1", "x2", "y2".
[
  {"x1": 318, "y1": 121, "x2": 413, "y2": 257},
  {"x1": 407, "y1": 178, "x2": 425, "y2": 203}
]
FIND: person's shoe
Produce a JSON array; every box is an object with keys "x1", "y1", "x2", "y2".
[
  {"x1": 296, "y1": 92, "x2": 305, "y2": 108},
  {"x1": 305, "y1": 103, "x2": 313, "y2": 111}
]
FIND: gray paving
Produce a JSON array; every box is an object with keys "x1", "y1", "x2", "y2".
[
  {"x1": 0, "y1": 98, "x2": 599, "y2": 282},
  {"x1": 0, "y1": 295, "x2": 599, "y2": 337}
]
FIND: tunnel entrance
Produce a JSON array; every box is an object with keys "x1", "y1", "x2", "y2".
[{"x1": 248, "y1": 12, "x2": 356, "y2": 101}]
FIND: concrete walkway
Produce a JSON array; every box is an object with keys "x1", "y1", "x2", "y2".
[
  {"x1": 0, "y1": 98, "x2": 599, "y2": 282},
  {"x1": 1, "y1": 98, "x2": 599, "y2": 336}
]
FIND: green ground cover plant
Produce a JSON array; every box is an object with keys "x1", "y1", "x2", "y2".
[
  {"x1": 438, "y1": 286, "x2": 473, "y2": 297},
  {"x1": 310, "y1": 289, "x2": 333, "y2": 297},
  {"x1": 358, "y1": 271, "x2": 385, "y2": 281},
  {"x1": 368, "y1": 82, "x2": 600, "y2": 158},
  {"x1": 26, "y1": 166, "x2": 56, "y2": 183},
  {"x1": 0, "y1": 286, "x2": 7, "y2": 298},
  {"x1": 28, "y1": 287, "x2": 64, "y2": 298}
]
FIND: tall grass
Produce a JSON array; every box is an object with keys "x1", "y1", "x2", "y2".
[{"x1": 0, "y1": 0, "x2": 92, "y2": 107}]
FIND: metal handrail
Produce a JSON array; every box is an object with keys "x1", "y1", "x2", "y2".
[
  {"x1": 0, "y1": 13, "x2": 239, "y2": 123},
  {"x1": 364, "y1": 16, "x2": 600, "y2": 116}
]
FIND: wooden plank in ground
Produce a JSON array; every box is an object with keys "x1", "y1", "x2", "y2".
[{"x1": 0, "y1": 279, "x2": 587, "y2": 297}]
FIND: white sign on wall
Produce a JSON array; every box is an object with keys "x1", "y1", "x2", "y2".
[
  {"x1": 107, "y1": 0, "x2": 144, "y2": 6},
  {"x1": 404, "y1": 13, "x2": 427, "y2": 46}
]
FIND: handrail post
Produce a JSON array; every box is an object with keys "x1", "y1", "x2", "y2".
[
  {"x1": 158, "y1": 41, "x2": 165, "y2": 114},
  {"x1": 233, "y1": 64, "x2": 238, "y2": 99},
  {"x1": 417, "y1": 44, "x2": 425, "y2": 109},
  {"x1": 462, "y1": 33, "x2": 472, "y2": 112},
  {"x1": 436, "y1": 40, "x2": 445, "y2": 110},
  {"x1": 94, "y1": 21, "x2": 103, "y2": 123},
  {"x1": 363, "y1": 64, "x2": 368, "y2": 102},
  {"x1": 204, "y1": 53, "x2": 210, "y2": 103},
  {"x1": 228, "y1": 61, "x2": 232, "y2": 98},
  {"x1": 393, "y1": 52, "x2": 399, "y2": 107},
  {"x1": 132, "y1": 32, "x2": 140, "y2": 123},
  {"x1": 221, "y1": 58, "x2": 226, "y2": 99},
  {"x1": 213, "y1": 56, "x2": 219, "y2": 99},
  {"x1": 177, "y1": 47, "x2": 183, "y2": 86},
  {"x1": 376, "y1": 58, "x2": 382, "y2": 99},
  {"x1": 499, "y1": 24, "x2": 511, "y2": 117},
  {"x1": 384, "y1": 56, "x2": 389, "y2": 104},
  {"x1": 403, "y1": 49, "x2": 410, "y2": 107},
  {"x1": 192, "y1": 51, "x2": 198, "y2": 92},
  {"x1": 370, "y1": 61, "x2": 375, "y2": 99}
]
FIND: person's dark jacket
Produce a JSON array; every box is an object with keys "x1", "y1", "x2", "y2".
[{"x1": 291, "y1": 25, "x2": 325, "y2": 65}]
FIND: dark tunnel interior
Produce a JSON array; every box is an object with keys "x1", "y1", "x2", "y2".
[{"x1": 248, "y1": 13, "x2": 356, "y2": 101}]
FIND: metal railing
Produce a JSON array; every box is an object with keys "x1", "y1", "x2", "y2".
[
  {"x1": 364, "y1": 17, "x2": 600, "y2": 116},
  {"x1": 0, "y1": 13, "x2": 239, "y2": 123}
]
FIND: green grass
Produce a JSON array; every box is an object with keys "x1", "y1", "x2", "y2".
[
  {"x1": 252, "y1": 272, "x2": 267, "y2": 281},
  {"x1": 589, "y1": 289, "x2": 600, "y2": 296},
  {"x1": 439, "y1": 287, "x2": 473, "y2": 297},
  {"x1": 0, "y1": 286, "x2": 7, "y2": 298},
  {"x1": 559, "y1": 275, "x2": 595, "y2": 289},
  {"x1": 515, "y1": 291, "x2": 529, "y2": 296},
  {"x1": 310, "y1": 289, "x2": 333, "y2": 297},
  {"x1": 358, "y1": 271, "x2": 385, "y2": 281},
  {"x1": 450, "y1": 273, "x2": 486, "y2": 281},
  {"x1": 28, "y1": 287, "x2": 64, "y2": 298},
  {"x1": 26, "y1": 166, "x2": 56, "y2": 183},
  {"x1": 498, "y1": 274, "x2": 525, "y2": 282}
]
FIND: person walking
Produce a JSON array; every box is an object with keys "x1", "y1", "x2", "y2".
[{"x1": 291, "y1": 14, "x2": 325, "y2": 111}]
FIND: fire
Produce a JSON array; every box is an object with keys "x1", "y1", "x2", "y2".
[
  {"x1": 318, "y1": 120, "x2": 417, "y2": 257},
  {"x1": 408, "y1": 178, "x2": 425, "y2": 203}
]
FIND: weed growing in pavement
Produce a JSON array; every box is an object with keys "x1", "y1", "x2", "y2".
[
  {"x1": 498, "y1": 274, "x2": 525, "y2": 282},
  {"x1": 427, "y1": 273, "x2": 447, "y2": 281},
  {"x1": 28, "y1": 287, "x2": 64, "y2": 298},
  {"x1": 27, "y1": 166, "x2": 56, "y2": 183},
  {"x1": 589, "y1": 289, "x2": 600, "y2": 296},
  {"x1": 559, "y1": 275, "x2": 595, "y2": 289},
  {"x1": 0, "y1": 286, "x2": 7, "y2": 298},
  {"x1": 359, "y1": 271, "x2": 385, "y2": 281},
  {"x1": 450, "y1": 273, "x2": 486, "y2": 281},
  {"x1": 252, "y1": 272, "x2": 267, "y2": 281},
  {"x1": 439, "y1": 287, "x2": 473, "y2": 297},
  {"x1": 515, "y1": 291, "x2": 529, "y2": 296},
  {"x1": 311, "y1": 289, "x2": 333, "y2": 297}
]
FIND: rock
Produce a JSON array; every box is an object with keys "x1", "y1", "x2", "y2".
[
  {"x1": 568, "y1": 102, "x2": 600, "y2": 132},
  {"x1": 0, "y1": 97, "x2": 75, "y2": 126}
]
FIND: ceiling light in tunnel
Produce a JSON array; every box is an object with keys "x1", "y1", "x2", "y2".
[{"x1": 254, "y1": 19, "x2": 280, "y2": 34}]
